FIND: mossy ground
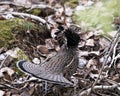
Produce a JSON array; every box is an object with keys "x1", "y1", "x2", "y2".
[
  {"x1": 0, "y1": 18, "x2": 50, "y2": 61},
  {"x1": 0, "y1": 18, "x2": 34, "y2": 47},
  {"x1": 0, "y1": 19, "x2": 17, "y2": 47}
]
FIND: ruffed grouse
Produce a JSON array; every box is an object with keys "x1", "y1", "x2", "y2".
[{"x1": 17, "y1": 28, "x2": 80, "y2": 86}]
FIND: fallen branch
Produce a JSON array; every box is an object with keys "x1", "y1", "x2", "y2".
[
  {"x1": 79, "y1": 83, "x2": 120, "y2": 96},
  {"x1": 3, "y1": 12, "x2": 47, "y2": 24},
  {"x1": 0, "y1": 1, "x2": 17, "y2": 6},
  {"x1": 0, "y1": 1, "x2": 54, "y2": 9},
  {"x1": 0, "y1": 82, "x2": 18, "y2": 90},
  {"x1": 106, "y1": 41, "x2": 118, "y2": 76},
  {"x1": 0, "y1": 55, "x2": 9, "y2": 69}
]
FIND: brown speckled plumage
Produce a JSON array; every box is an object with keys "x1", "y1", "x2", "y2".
[{"x1": 17, "y1": 28, "x2": 80, "y2": 86}]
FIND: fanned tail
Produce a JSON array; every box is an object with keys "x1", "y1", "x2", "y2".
[{"x1": 17, "y1": 60, "x2": 73, "y2": 86}]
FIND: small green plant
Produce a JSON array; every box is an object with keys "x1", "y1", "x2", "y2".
[
  {"x1": 17, "y1": 50, "x2": 29, "y2": 61},
  {"x1": 14, "y1": 20, "x2": 36, "y2": 33}
]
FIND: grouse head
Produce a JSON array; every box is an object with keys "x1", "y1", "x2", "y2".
[{"x1": 64, "y1": 28, "x2": 80, "y2": 48}]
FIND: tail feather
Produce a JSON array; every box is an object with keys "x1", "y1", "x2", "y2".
[{"x1": 17, "y1": 60, "x2": 73, "y2": 86}]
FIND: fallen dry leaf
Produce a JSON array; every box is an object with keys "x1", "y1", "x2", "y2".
[
  {"x1": 5, "y1": 91, "x2": 12, "y2": 96},
  {"x1": 86, "y1": 39, "x2": 94, "y2": 46},
  {"x1": 99, "y1": 38, "x2": 110, "y2": 50},
  {"x1": 89, "y1": 51, "x2": 100, "y2": 56},
  {"x1": 112, "y1": 74, "x2": 120, "y2": 83},
  {"x1": 20, "y1": 91, "x2": 31, "y2": 96},
  {"x1": 3, "y1": 71, "x2": 12, "y2": 82},
  {"x1": 45, "y1": 39, "x2": 55, "y2": 50},
  {"x1": 117, "y1": 63, "x2": 120, "y2": 69},
  {"x1": 78, "y1": 57, "x2": 87, "y2": 68},
  {"x1": 86, "y1": 31, "x2": 94, "y2": 39},
  {"x1": 0, "y1": 90, "x2": 5, "y2": 96},
  {"x1": 5, "y1": 47, "x2": 20, "y2": 58},
  {"x1": 37, "y1": 45, "x2": 49, "y2": 54},
  {"x1": 0, "y1": 67, "x2": 14, "y2": 78},
  {"x1": 32, "y1": 58, "x2": 40, "y2": 64},
  {"x1": 86, "y1": 59, "x2": 98, "y2": 68}
]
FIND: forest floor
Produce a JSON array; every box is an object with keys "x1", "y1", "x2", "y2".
[{"x1": 0, "y1": 0, "x2": 120, "y2": 96}]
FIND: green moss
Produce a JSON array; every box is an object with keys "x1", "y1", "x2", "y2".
[
  {"x1": 73, "y1": 0, "x2": 120, "y2": 33},
  {"x1": 15, "y1": 49, "x2": 29, "y2": 76},
  {"x1": 28, "y1": 8, "x2": 41, "y2": 16},
  {"x1": 0, "y1": 19, "x2": 18, "y2": 47},
  {"x1": 0, "y1": 18, "x2": 38, "y2": 48},
  {"x1": 17, "y1": 49, "x2": 29, "y2": 61}
]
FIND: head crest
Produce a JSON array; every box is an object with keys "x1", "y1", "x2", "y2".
[{"x1": 64, "y1": 28, "x2": 80, "y2": 47}]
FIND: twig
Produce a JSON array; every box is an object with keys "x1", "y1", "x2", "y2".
[
  {"x1": 88, "y1": 28, "x2": 120, "y2": 95},
  {"x1": 79, "y1": 83, "x2": 120, "y2": 96},
  {"x1": 61, "y1": 0, "x2": 66, "y2": 25},
  {"x1": 0, "y1": 1, "x2": 54, "y2": 9},
  {"x1": 0, "y1": 55, "x2": 9, "y2": 69},
  {"x1": 114, "y1": 53, "x2": 120, "y2": 70},
  {"x1": 0, "y1": 82, "x2": 18, "y2": 90},
  {"x1": 27, "y1": 4, "x2": 55, "y2": 12},
  {"x1": 0, "y1": 1, "x2": 17, "y2": 6},
  {"x1": 106, "y1": 42, "x2": 118, "y2": 76},
  {"x1": 3, "y1": 12, "x2": 47, "y2": 24},
  {"x1": 12, "y1": 78, "x2": 39, "y2": 85}
]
